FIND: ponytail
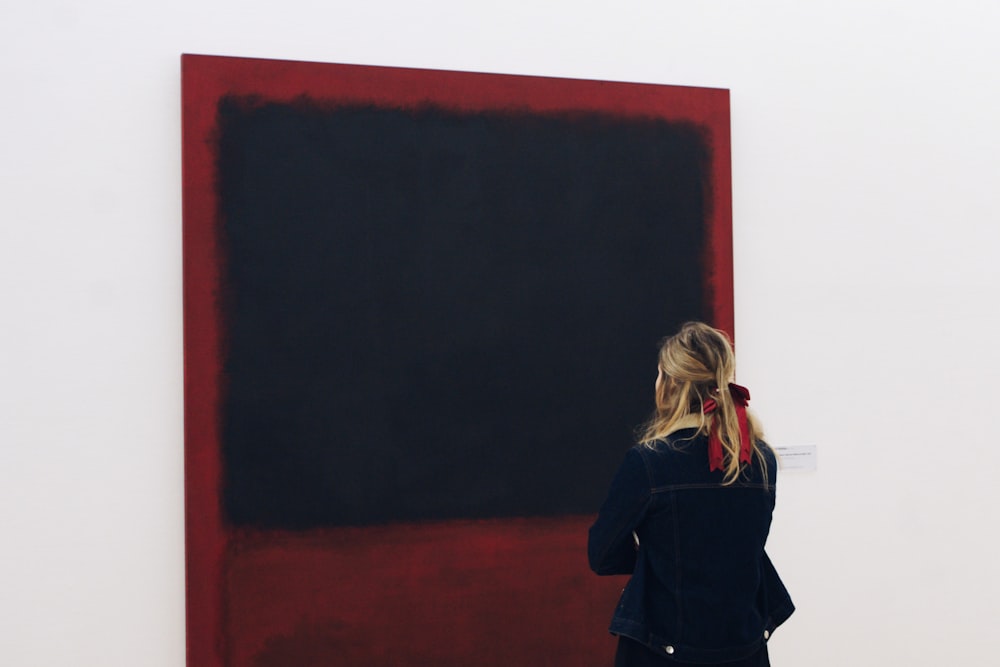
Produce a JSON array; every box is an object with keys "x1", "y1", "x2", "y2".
[{"x1": 639, "y1": 322, "x2": 768, "y2": 486}]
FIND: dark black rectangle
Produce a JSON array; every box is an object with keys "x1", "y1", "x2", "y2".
[{"x1": 217, "y1": 98, "x2": 711, "y2": 528}]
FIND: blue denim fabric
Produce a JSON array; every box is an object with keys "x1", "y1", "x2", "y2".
[{"x1": 588, "y1": 429, "x2": 794, "y2": 664}]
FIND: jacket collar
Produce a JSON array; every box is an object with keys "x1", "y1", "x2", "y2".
[{"x1": 661, "y1": 413, "x2": 707, "y2": 438}]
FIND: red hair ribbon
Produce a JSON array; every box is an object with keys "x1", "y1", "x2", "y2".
[{"x1": 702, "y1": 383, "x2": 752, "y2": 472}]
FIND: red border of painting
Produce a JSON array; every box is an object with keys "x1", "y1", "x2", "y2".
[{"x1": 182, "y1": 53, "x2": 733, "y2": 667}]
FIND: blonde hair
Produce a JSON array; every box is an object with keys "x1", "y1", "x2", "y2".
[{"x1": 639, "y1": 322, "x2": 767, "y2": 485}]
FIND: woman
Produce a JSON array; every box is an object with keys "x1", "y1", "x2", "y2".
[{"x1": 588, "y1": 322, "x2": 793, "y2": 666}]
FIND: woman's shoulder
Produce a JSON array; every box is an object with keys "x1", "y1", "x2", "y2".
[
  {"x1": 634, "y1": 429, "x2": 708, "y2": 473},
  {"x1": 755, "y1": 439, "x2": 780, "y2": 472},
  {"x1": 636, "y1": 432, "x2": 777, "y2": 486},
  {"x1": 640, "y1": 427, "x2": 707, "y2": 454}
]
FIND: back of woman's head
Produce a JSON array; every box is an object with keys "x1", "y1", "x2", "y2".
[
  {"x1": 657, "y1": 322, "x2": 736, "y2": 404},
  {"x1": 642, "y1": 322, "x2": 765, "y2": 484}
]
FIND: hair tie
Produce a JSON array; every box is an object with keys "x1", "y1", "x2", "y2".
[{"x1": 702, "y1": 383, "x2": 752, "y2": 472}]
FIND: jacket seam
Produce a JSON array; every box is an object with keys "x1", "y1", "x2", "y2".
[
  {"x1": 651, "y1": 482, "x2": 774, "y2": 493},
  {"x1": 636, "y1": 445, "x2": 655, "y2": 487},
  {"x1": 670, "y1": 487, "x2": 683, "y2": 641}
]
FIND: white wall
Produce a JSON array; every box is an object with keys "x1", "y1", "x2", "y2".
[{"x1": 3, "y1": 1, "x2": 998, "y2": 665}]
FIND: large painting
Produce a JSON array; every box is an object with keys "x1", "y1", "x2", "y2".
[{"x1": 182, "y1": 54, "x2": 733, "y2": 667}]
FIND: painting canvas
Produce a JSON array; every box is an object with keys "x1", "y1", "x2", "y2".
[{"x1": 182, "y1": 54, "x2": 733, "y2": 667}]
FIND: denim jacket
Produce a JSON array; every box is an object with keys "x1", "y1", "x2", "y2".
[{"x1": 588, "y1": 425, "x2": 794, "y2": 664}]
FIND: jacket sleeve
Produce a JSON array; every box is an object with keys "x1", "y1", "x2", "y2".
[
  {"x1": 587, "y1": 447, "x2": 651, "y2": 575},
  {"x1": 761, "y1": 551, "x2": 795, "y2": 631}
]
